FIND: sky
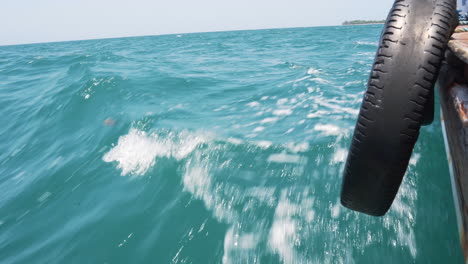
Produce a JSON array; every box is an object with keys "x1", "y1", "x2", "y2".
[{"x1": 0, "y1": 0, "x2": 394, "y2": 46}]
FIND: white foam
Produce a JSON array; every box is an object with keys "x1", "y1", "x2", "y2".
[
  {"x1": 344, "y1": 80, "x2": 362, "y2": 86},
  {"x1": 254, "y1": 141, "x2": 273, "y2": 149},
  {"x1": 305, "y1": 209, "x2": 315, "y2": 222},
  {"x1": 307, "y1": 67, "x2": 320, "y2": 75},
  {"x1": 236, "y1": 233, "x2": 258, "y2": 249},
  {"x1": 260, "y1": 117, "x2": 279, "y2": 124},
  {"x1": 182, "y1": 153, "x2": 268, "y2": 264},
  {"x1": 170, "y1": 104, "x2": 185, "y2": 110},
  {"x1": 103, "y1": 129, "x2": 204, "y2": 176},
  {"x1": 246, "y1": 133, "x2": 258, "y2": 138},
  {"x1": 356, "y1": 41, "x2": 378, "y2": 46},
  {"x1": 269, "y1": 219, "x2": 297, "y2": 263},
  {"x1": 286, "y1": 76, "x2": 310, "y2": 84},
  {"x1": 244, "y1": 187, "x2": 276, "y2": 206},
  {"x1": 383, "y1": 164, "x2": 418, "y2": 258},
  {"x1": 277, "y1": 98, "x2": 288, "y2": 105},
  {"x1": 307, "y1": 110, "x2": 329, "y2": 119},
  {"x1": 398, "y1": 226, "x2": 417, "y2": 258},
  {"x1": 222, "y1": 228, "x2": 235, "y2": 263},
  {"x1": 173, "y1": 134, "x2": 205, "y2": 160},
  {"x1": 103, "y1": 129, "x2": 165, "y2": 175},
  {"x1": 253, "y1": 126, "x2": 265, "y2": 132},
  {"x1": 313, "y1": 124, "x2": 342, "y2": 136},
  {"x1": 409, "y1": 153, "x2": 420, "y2": 166},
  {"x1": 273, "y1": 109, "x2": 293, "y2": 116},
  {"x1": 316, "y1": 99, "x2": 359, "y2": 116},
  {"x1": 285, "y1": 142, "x2": 310, "y2": 153},
  {"x1": 183, "y1": 160, "x2": 211, "y2": 203},
  {"x1": 223, "y1": 227, "x2": 259, "y2": 255},
  {"x1": 227, "y1": 137, "x2": 243, "y2": 145},
  {"x1": 214, "y1": 105, "x2": 229, "y2": 112},
  {"x1": 331, "y1": 202, "x2": 341, "y2": 218},
  {"x1": 171, "y1": 125, "x2": 418, "y2": 263},
  {"x1": 247, "y1": 101, "x2": 260, "y2": 107},
  {"x1": 267, "y1": 153, "x2": 304, "y2": 164},
  {"x1": 268, "y1": 191, "x2": 300, "y2": 264},
  {"x1": 332, "y1": 148, "x2": 348, "y2": 164},
  {"x1": 310, "y1": 77, "x2": 331, "y2": 84}
]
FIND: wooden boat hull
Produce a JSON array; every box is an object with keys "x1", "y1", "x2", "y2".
[{"x1": 437, "y1": 26, "x2": 468, "y2": 262}]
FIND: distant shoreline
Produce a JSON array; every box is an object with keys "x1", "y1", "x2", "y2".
[
  {"x1": 342, "y1": 23, "x2": 385, "y2": 26},
  {"x1": 342, "y1": 20, "x2": 385, "y2": 26}
]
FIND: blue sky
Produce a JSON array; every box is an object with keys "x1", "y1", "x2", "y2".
[{"x1": 0, "y1": 0, "x2": 394, "y2": 46}]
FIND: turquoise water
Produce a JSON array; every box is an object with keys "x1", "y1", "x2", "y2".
[{"x1": 0, "y1": 25, "x2": 463, "y2": 263}]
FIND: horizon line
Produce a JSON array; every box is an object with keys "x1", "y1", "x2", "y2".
[{"x1": 0, "y1": 23, "x2": 377, "y2": 47}]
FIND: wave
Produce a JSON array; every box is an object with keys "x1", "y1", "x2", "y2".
[
  {"x1": 354, "y1": 41, "x2": 378, "y2": 47},
  {"x1": 103, "y1": 126, "x2": 420, "y2": 263}
]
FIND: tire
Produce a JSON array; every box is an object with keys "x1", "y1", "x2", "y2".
[
  {"x1": 422, "y1": 88, "x2": 435, "y2": 126},
  {"x1": 341, "y1": 0, "x2": 458, "y2": 216}
]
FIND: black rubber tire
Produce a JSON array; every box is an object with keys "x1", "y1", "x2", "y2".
[
  {"x1": 422, "y1": 88, "x2": 435, "y2": 126},
  {"x1": 341, "y1": 0, "x2": 458, "y2": 216}
]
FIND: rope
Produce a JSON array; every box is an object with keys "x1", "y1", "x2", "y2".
[{"x1": 455, "y1": 27, "x2": 468, "y2": 33}]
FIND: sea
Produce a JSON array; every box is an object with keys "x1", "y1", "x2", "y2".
[{"x1": 0, "y1": 24, "x2": 463, "y2": 263}]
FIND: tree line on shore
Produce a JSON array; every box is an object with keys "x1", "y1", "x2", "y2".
[{"x1": 342, "y1": 20, "x2": 385, "y2": 25}]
